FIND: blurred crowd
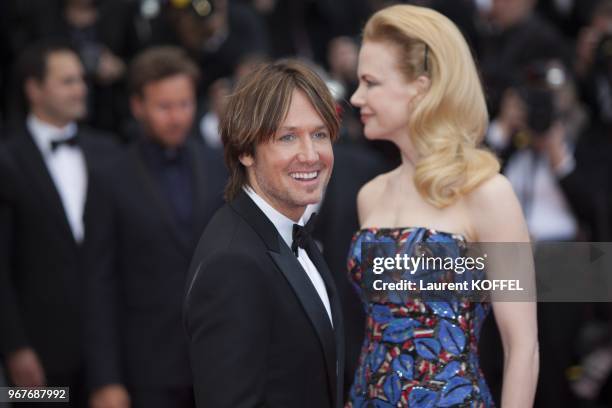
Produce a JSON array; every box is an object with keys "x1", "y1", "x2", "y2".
[{"x1": 1, "y1": 0, "x2": 612, "y2": 407}]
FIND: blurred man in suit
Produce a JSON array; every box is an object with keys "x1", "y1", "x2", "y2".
[
  {"x1": 86, "y1": 46, "x2": 226, "y2": 408},
  {"x1": 0, "y1": 40, "x2": 117, "y2": 407}
]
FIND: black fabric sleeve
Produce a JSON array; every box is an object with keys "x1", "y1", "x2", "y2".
[
  {"x1": 0, "y1": 153, "x2": 29, "y2": 355},
  {"x1": 184, "y1": 251, "x2": 273, "y2": 407},
  {"x1": 83, "y1": 175, "x2": 123, "y2": 390}
]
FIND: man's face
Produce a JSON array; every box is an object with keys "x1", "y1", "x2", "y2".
[
  {"x1": 131, "y1": 74, "x2": 196, "y2": 147},
  {"x1": 27, "y1": 51, "x2": 87, "y2": 125},
  {"x1": 241, "y1": 89, "x2": 334, "y2": 221}
]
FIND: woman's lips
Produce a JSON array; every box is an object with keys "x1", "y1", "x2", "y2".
[{"x1": 360, "y1": 114, "x2": 372, "y2": 124}]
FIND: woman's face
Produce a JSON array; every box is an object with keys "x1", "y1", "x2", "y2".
[{"x1": 350, "y1": 41, "x2": 423, "y2": 143}]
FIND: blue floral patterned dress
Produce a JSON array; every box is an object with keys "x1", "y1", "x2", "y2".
[{"x1": 346, "y1": 227, "x2": 495, "y2": 408}]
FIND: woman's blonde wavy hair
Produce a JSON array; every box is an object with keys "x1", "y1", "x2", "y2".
[{"x1": 363, "y1": 5, "x2": 500, "y2": 208}]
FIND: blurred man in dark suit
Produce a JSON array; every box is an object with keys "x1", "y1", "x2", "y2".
[
  {"x1": 0, "y1": 40, "x2": 117, "y2": 407},
  {"x1": 86, "y1": 46, "x2": 226, "y2": 408}
]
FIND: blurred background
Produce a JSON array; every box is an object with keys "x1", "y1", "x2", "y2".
[{"x1": 1, "y1": 0, "x2": 612, "y2": 407}]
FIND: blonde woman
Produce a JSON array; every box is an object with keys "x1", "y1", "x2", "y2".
[{"x1": 346, "y1": 5, "x2": 538, "y2": 407}]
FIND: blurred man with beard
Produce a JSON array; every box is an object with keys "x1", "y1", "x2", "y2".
[{"x1": 86, "y1": 46, "x2": 226, "y2": 408}]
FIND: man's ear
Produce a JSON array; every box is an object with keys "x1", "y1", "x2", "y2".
[
  {"x1": 130, "y1": 94, "x2": 144, "y2": 119},
  {"x1": 24, "y1": 78, "x2": 42, "y2": 106},
  {"x1": 239, "y1": 153, "x2": 254, "y2": 167}
]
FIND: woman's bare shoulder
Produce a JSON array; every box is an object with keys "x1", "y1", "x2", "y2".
[
  {"x1": 465, "y1": 174, "x2": 529, "y2": 242},
  {"x1": 466, "y1": 174, "x2": 515, "y2": 208},
  {"x1": 357, "y1": 168, "x2": 398, "y2": 223}
]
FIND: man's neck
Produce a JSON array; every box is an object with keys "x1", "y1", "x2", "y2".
[
  {"x1": 140, "y1": 125, "x2": 186, "y2": 151},
  {"x1": 30, "y1": 110, "x2": 71, "y2": 129},
  {"x1": 245, "y1": 185, "x2": 305, "y2": 223}
]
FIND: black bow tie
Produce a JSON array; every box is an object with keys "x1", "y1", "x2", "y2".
[
  {"x1": 291, "y1": 212, "x2": 317, "y2": 257},
  {"x1": 50, "y1": 135, "x2": 79, "y2": 152}
]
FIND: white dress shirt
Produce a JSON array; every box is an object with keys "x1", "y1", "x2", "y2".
[
  {"x1": 486, "y1": 120, "x2": 578, "y2": 241},
  {"x1": 244, "y1": 187, "x2": 333, "y2": 326},
  {"x1": 28, "y1": 114, "x2": 87, "y2": 243},
  {"x1": 505, "y1": 150, "x2": 577, "y2": 241}
]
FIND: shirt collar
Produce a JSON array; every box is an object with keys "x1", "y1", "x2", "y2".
[
  {"x1": 140, "y1": 136, "x2": 188, "y2": 167},
  {"x1": 27, "y1": 114, "x2": 77, "y2": 155},
  {"x1": 243, "y1": 186, "x2": 304, "y2": 248}
]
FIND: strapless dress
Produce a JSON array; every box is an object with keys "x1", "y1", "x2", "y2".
[{"x1": 345, "y1": 227, "x2": 495, "y2": 408}]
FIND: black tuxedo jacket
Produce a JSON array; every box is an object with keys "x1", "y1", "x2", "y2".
[
  {"x1": 85, "y1": 137, "x2": 226, "y2": 390},
  {"x1": 0, "y1": 126, "x2": 117, "y2": 378},
  {"x1": 184, "y1": 191, "x2": 345, "y2": 408}
]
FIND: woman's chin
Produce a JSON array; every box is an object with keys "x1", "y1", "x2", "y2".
[
  {"x1": 364, "y1": 129, "x2": 390, "y2": 142},
  {"x1": 363, "y1": 127, "x2": 378, "y2": 139}
]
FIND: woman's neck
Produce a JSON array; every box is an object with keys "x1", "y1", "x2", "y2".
[{"x1": 398, "y1": 139, "x2": 417, "y2": 177}]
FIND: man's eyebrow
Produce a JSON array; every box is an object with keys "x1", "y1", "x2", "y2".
[{"x1": 278, "y1": 125, "x2": 327, "y2": 131}]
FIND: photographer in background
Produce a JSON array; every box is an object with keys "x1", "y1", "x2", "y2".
[
  {"x1": 562, "y1": 33, "x2": 612, "y2": 243},
  {"x1": 477, "y1": 0, "x2": 571, "y2": 118},
  {"x1": 561, "y1": 31, "x2": 612, "y2": 405},
  {"x1": 488, "y1": 61, "x2": 584, "y2": 241},
  {"x1": 485, "y1": 60, "x2": 588, "y2": 407},
  {"x1": 166, "y1": 0, "x2": 269, "y2": 91},
  {"x1": 576, "y1": 0, "x2": 612, "y2": 82},
  {"x1": 18, "y1": 0, "x2": 134, "y2": 134}
]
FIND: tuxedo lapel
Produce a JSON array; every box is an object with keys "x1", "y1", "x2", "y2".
[
  {"x1": 230, "y1": 191, "x2": 339, "y2": 404},
  {"x1": 306, "y1": 240, "x2": 345, "y2": 407},
  {"x1": 305, "y1": 241, "x2": 339, "y2": 318},
  {"x1": 79, "y1": 133, "x2": 102, "y2": 238},
  {"x1": 15, "y1": 131, "x2": 76, "y2": 246},
  {"x1": 268, "y1": 246, "x2": 338, "y2": 402},
  {"x1": 129, "y1": 144, "x2": 191, "y2": 254},
  {"x1": 229, "y1": 190, "x2": 280, "y2": 251}
]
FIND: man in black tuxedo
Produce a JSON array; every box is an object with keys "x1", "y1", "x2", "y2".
[
  {"x1": 86, "y1": 47, "x2": 226, "y2": 408},
  {"x1": 184, "y1": 60, "x2": 345, "y2": 408},
  {"x1": 0, "y1": 40, "x2": 117, "y2": 407}
]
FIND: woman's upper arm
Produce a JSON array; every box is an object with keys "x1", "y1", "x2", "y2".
[
  {"x1": 468, "y1": 175, "x2": 537, "y2": 349},
  {"x1": 468, "y1": 174, "x2": 529, "y2": 243}
]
